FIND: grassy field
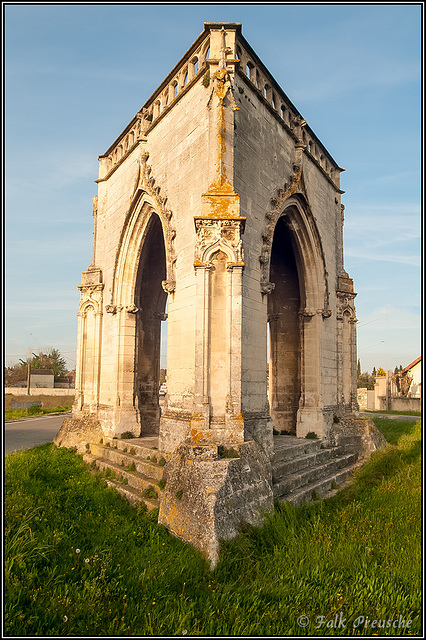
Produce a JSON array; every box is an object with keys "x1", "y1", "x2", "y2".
[
  {"x1": 4, "y1": 405, "x2": 72, "y2": 421},
  {"x1": 4, "y1": 418, "x2": 421, "y2": 636},
  {"x1": 4, "y1": 393, "x2": 74, "y2": 421},
  {"x1": 363, "y1": 410, "x2": 421, "y2": 417}
]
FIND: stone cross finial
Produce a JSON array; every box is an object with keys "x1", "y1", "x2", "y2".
[{"x1": 219, "y1": 26, "x2": 232, "y2": 70}]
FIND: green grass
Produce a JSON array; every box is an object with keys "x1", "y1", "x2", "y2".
[
  {"x1": 5, "y1": 405, "x2": 72, "y2": 421},
  {"x1": 363, "y1": 409, "x2": 421, "y2": 417},
  {"x1": 4, "y1": 419, "x2": 421, "y2": 636}
]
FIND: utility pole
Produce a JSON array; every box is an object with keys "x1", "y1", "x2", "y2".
[
  {"x1": 27, "y1": 360, "x2": 31, "y2": 395},
  {"x1": 19, "y1": 358, "x2": 31, "y2": 395},
  {"x1": 20, "y1": 352, "x2": 37, "y2": 396}
]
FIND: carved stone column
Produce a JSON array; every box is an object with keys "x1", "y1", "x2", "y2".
[
  {"x1": 337, "y1": 273, "x2": 358, "y2": 413},
  {"x1": 188, "y1": 217, "x2": 246, "y2": 446},
  {"x1": 74, "y1": 267, "x2": 104, "y2": 415},
  {"x1": 105, "y1": 303, "x2": 140, "y2": 437},
  {"x1": 296, "y1": 309, "x2": 325, "y2": 438}
]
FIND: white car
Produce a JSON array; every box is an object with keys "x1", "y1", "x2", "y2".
[{"x1": 159, "y1": 383, "x2": 167, "y2": 395}]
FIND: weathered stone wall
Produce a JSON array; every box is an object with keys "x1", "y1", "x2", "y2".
[{"x1": 357, "y1": 388, "x2": 368, "y2": 411}]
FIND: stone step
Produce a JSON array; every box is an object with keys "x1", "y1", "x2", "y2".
[
  {"x1": 277, "y1": 467, "x2": 354, "y2": 507},
  {"x1": 272, "y1": 452, "x2": 358, "y2": 498},
  {"x1": 103, "y1": 478, "x2": 160, "y2": 511},
  {"x1": 90, "y1": 456, "x2": 163, "y2": 494},
  {"x1": 102, "y1": 436, "x2": 170, "y2": 461},
  {"x1": 90, "y1": 442, "x2": 165, "y2": 481},
  {"x1": 83, "y1": 442, "x2": 165, "y2": 512},
  {"x1": 272, "y1": 445, "x2": 347, "y2": 480},
  {"x1": 272, "y1": 436, "x2": 322, "y2": 464}
]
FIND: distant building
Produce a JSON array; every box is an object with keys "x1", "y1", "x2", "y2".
[
  {"x1": 55, "y1": 369, "x2": 76, "y2": 389},
  {"x1": 30, "y1": 369, "x2": 55, "y2": 388},
  {"x1": 392, "y1": 357, "x2": 421, "y2": 399}
]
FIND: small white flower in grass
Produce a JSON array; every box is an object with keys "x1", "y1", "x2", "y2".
[
  {"x1": 182, "y1": 631, "x2": 188, "y2": 636},
  {"x1": 75, "y1": 549, "x2": 80, "y2": 554},
  {"x1": 85, "y1": 558, "x2": 90, "y2": 563},
  {"x1": 63, "y1": 616, "x2": 68, "y2": 622}
]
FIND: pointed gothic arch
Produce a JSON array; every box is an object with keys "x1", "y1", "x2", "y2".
[
  {"x1": 105, "y1": 196, "x2": 170, "y2": 435},
  {"x1": 262, "y1": 192, "x2": 330, "y2": 437}
]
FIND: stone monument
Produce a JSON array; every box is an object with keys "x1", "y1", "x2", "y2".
[{"x1": 56, "y1": 23, "x2": 362, "y2": 566}]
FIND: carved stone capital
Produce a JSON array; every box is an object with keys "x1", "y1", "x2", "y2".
[
  {"x1": 261, "y1": 281, "x2": 275, "y2": 295},
  {"x1": 300, "y1": 308, "x2": 318, "y2": 318},
  {"x1": 194, "y1": 217, "x2": 245, "y2": 265},
  {"x1": 125, "y1": 304, "x2": 139, "y2": 314},
  {"x1": 105, "y1": 305, "x2": 117, "y2": 314},
  {"x1": 78, "y1": 283, "x2": 104, "y2": 294},
  {"x1": 267, "y1": 313, "x2": 280, "y2": 323},
  {"x1": 162, "y1": 280, "x2": 176, "y2": 294}
]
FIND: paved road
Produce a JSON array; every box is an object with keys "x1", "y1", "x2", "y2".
[
  {"x1": 5, "y1": 412, "x2": 70, "y2": 455},
  {"x1": 360, "y1": 412, "x2": 421, "y2": 422}
]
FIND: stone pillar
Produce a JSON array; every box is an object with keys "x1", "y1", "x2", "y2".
[
  {"x1": 297, "y1": 310, "x2": 325, "y2": 438},
  {"x1": 112, "y1": 306, "x2": 139, "y2": 436},
  {"x1": 350, "y1": 315, "x2": 359, "y2": 413},
  {"x1": 185, "y1": 217, "x2": 246, "y2": 447},
  {"x1": 73, "y1": 267, "x2": 103, "y2": 416},
  {"x1": 337, "y1": 277, "x2": 358, "y2": 414},
  {"x1": 193, "y1": 261, "x2": 213, "y2": 431}
]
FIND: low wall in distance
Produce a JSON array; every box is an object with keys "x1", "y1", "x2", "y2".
[
  {"x1": 390, "y1": 396, "x2": 421, "y2": 413},
  {"x1": 5, "y1": 388, "x2": 75, "y2": 396},
  {"x1": 4, "y1": 391, "x2": 75, "y2": 411}
]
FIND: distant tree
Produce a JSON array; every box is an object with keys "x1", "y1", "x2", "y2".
[
  {"x1": 357, "y1": 359, "x2": 361, "y2": 377},
  {"x1": 357, "y1": 370, "x2": 375, "y2": 390},
  {"x1": 30, "y1": 348, "x2": 68, "y2": 378},
  {"x1": 395, "y1": 371, "x2": 413, "y2": 397},
  {"x1": 4, "y1": 362, "x2": 27, "y2": 386},
  {"x1": 5, "y1": 348, "x2": 68, "y2": 385},
  {"x1": 372, "y1": 367, "x2": 377, "y2": 377}
]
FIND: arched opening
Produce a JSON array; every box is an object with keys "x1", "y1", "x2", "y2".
[
  {"x1": 267, "y1": 216, "x2": 301, "y2": 434},
  {"x1": 134, "y1": 213, "x2": 167, "y2": 435}
]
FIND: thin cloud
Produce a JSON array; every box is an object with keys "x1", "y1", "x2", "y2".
[{"x1": 345, "y1": 249, "x2": 420, "y2": 267}]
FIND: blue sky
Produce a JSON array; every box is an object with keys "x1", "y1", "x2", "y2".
[{"x1": 5, "y1": 3, "x2": 422, "y2": 374}]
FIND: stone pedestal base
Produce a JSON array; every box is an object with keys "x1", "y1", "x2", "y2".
[
  {"x1": 158, "y1": 440, "x2": 273, "y2": 568},
  {"x1": 159, "y1": 410, "x2": 274, "y2": 459},
  {"x1": 53, "y1": 413, "x2": 104, "y2": 454}
]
